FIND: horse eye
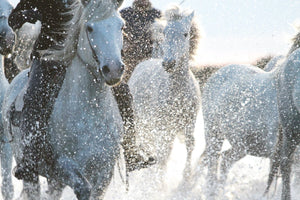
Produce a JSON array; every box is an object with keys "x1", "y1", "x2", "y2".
[
  {"x1": 87, "y1": 25, "x2": 93, "y2": 33},
  {"x1": 184, "y1": 33, "x2": 188, "y2": 38}
]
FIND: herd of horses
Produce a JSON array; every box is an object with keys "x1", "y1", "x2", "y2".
[{"x1": 0, "y1": 0, "x2": 299, "y2": 200}]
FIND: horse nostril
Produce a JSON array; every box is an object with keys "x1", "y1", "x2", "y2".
[
  {"x1": 87, "y1": 24, "x2": 93, "y2": 33},
  {"x1": 0, "y1": 31, "x2": 5, "y2": 38},
  {"x1": 102, "y1": 65, "x2": 110, "y2": 75}
]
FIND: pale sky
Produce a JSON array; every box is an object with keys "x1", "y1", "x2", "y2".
[{"x1": 9, "y1": 0, "x2": 300, "y2": 65}]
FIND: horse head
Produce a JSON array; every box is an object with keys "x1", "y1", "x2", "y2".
[
  {"x1": 0, "y1": 0, "x2": 15, "y2": 55},
  {"x1": 77, "y1": 0, "x2": 125, "y2": 86},
  {"x1": 161, "y1": 7, "x2": 195, "y2": 72}
]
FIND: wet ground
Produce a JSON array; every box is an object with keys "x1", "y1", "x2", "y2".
[{"x1": 3, "y1": 111, "x2": 300, "y2": 200}]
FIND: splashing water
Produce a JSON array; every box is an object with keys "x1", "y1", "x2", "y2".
[{"x1": 2, "y1": 110, "x2": 300, "y2": 200}]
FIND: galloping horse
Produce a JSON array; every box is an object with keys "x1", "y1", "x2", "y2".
[
  {"x1": 200, "y1": 63, "x2": 281, "y2": 199},
  {"x1": 197, "y1": 37, "x2": 295, "y2": 200},
  {"x1": 266, "y1": 31, "x2": 300, "y2": 200},
  {"x1": 3, "y1": 0, "x2": 125, "y2": 199},
  {"x1": 129, "y1": 6, "x2": 201, "y2": 180},
  {"x1": 199, "y1": 29, "x2": 300, "y2": 199},
  {"x1": 0, "y1": 1, "x2": 14, "y2": 199}
]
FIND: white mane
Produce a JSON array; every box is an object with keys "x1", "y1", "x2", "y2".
[
  {"x1": 151, "y1": 5, "x2": 201, "y2": 60},
  {"x1": 41, "y1": 0, "x2": 117, "y2": 65}
]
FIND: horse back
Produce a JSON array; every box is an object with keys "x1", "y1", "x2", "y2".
[{"x1": 202, "y1": 64, "x2": 279, "y2": 144}]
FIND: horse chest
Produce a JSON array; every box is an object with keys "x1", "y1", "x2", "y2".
[
  {"x1": 50, "y1": 86, "x2": 122, "y2": 157},
  {"x1": 166, "y1": 78, "x2": 199, "y2": 118}
]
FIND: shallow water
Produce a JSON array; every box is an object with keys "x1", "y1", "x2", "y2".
[{"x1": 3, "y1": 111, "x2": 300, "y2": 200}]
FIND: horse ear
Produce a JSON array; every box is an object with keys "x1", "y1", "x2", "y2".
[
  {"x1": 182, "y1": 10, "x2": 194, "y2": 27},
  {"x1": 81, "y1": 0, "x2": 90, "y2": 6},
  {"x1": 186, "y1": 11, "x2": 195, "y2": 23},
  {"x1": 115, "y1": 0, "x2": 124, "y2": 8}
]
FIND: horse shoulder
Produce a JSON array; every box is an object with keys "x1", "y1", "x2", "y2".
[
  {"x1": 293, "y1": 77, "x2": 300, "y2": 112},
  {"x1": 280, "y1": 49, "x2": 300, "y2": 98},
  {"x1": 129, "y1": 58, "x2": 165, "y2": 96},
  {"x1": 289, "y1": 49, "x2": 300, "y2": 111}
]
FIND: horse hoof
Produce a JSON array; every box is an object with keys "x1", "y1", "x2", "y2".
[{"x1": 126, "y1": 154, "x2": 156, "y2": 172}]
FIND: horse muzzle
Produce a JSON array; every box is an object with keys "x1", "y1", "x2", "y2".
[{"x1": 101, "y1": 60, "x2": 125, "y2": 86}]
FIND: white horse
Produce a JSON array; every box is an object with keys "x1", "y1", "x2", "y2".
[
  {"x1": 200, "y1": 63, "x2": 281, "y2": 199},
  {"x1": 0, "y1": 1, "x2": 14, "y2": 199},
  {"x1": 197, "y1": 48, "x2": 290, "y2": 199},
  {"x1": 129, "y1": 6, "x2": 201, "y2": 180},
  {"x1": 266, "y1": 34, "x2": 300, "y2": 200},
  {"x1": 3, "y1": 0, "x2": 125, "y2": 199},
  {"x1": 199, "y1": 28, "x2": 300, "y2": 199}
]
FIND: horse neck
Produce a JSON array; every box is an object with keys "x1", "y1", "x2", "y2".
[
  {"x1": 168, "y1": 57, "x2": 191, "y2": 94},
  {"x1": 65, "y1": 56, "x2": 109, "y2": 100},
  {"x1": 170, "y1": 56, "x2": 190, "y2": 80},
  {"x1": 0, "y1": 56, "x2": 8, "y2": 85}
]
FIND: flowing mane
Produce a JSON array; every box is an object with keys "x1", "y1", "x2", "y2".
[
  {"x1": 154, "y1": 5, "x2": 201, "y2": 61},
  {"x1": 42, "y1": 0, "x2": 118, "y2": 65},
  {"x1": 288, "y1": 27, "x2": 300, "y2": 55},
  {"x1": 40, "y1": 0, "x2": 82, "y2": 63}
]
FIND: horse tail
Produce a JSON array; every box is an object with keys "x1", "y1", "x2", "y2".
[{"x1": 265, "y1": 125, "x2": 283, "y2": 195}]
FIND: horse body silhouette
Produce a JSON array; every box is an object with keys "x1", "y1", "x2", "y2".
[
  {"x1": 197, "y1": 47, "x2": 291, "y2": 199},
  {"x1": 3, "y1": 0, "x2": 125, "y2": 199},
  {"x1": 200, "y1": 28, "x2": 300, "y2": 199},
  {"x1": 0, "y1": 1, "x2": 15, "y2": 199},
  {"x1": 129, "y1": 6, "x2": 201, "y2": 180},
  {"x1": 267, "y1": 46, "x2": 300, "y2": 200}
]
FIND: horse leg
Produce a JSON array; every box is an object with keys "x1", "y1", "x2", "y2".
[
  {"x1": 280, "y1": 132, "x2": 298, "y2": 200},
  {"x1": 291, "y1": 147, "x2": 300, "y2": 185},
  {"x1": 84, "y1": 154, "x2": 116, "y2": 200},
  {"x1": 191, "y1": 148, "x2": 207, "y2": 187},
  {"x1": 204, "y1": 129, "x2": 224, "y2": 200},
  {"x1": 21, "y1": 178, "x2": 40, "y2": 200},
  {"x1": 183, "y1": 124, "x2": 195, "y2": 181},
  {"x1": 0, "y1": 135, "x2": 14, "y2": 200},
  {"x1": 47, "y1": 178, "x2": 64, "y2": 200},
  {"x1": 219, "y1": 147, "x2": 246, "y2": 195},
  {"x1": 54, "y1": 156, "x2": 91, "y2": 200}
]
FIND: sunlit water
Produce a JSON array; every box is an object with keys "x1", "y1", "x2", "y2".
[{"x1": 2, "y1": 110, "x2": 300, "y2": 200}]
